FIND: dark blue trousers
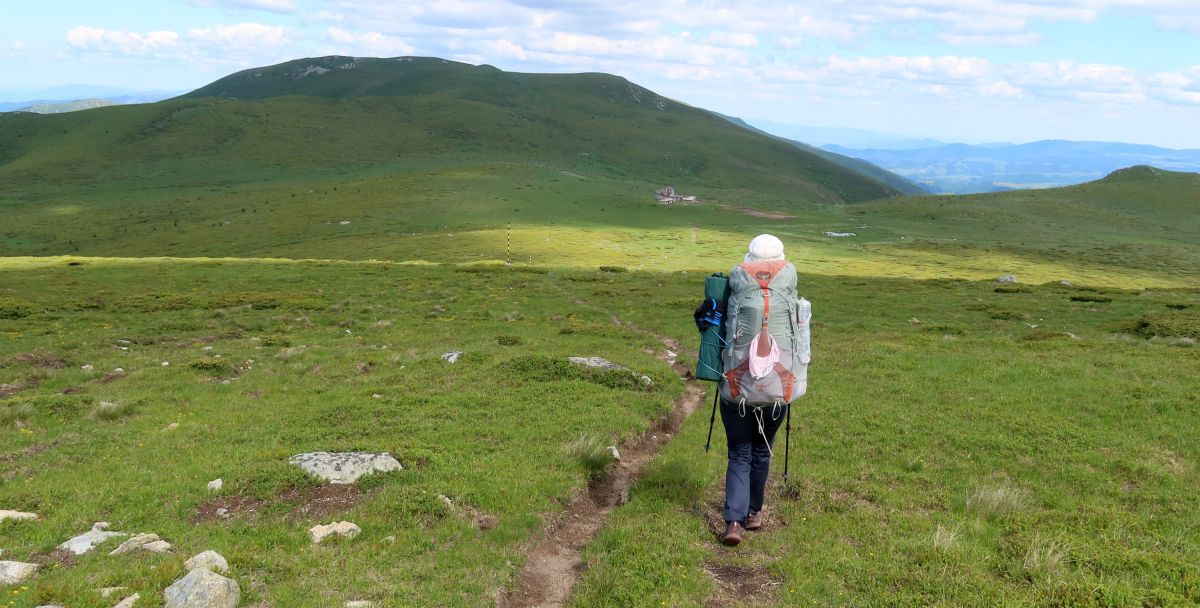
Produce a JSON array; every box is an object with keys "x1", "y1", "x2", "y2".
[{"x1": 721, "y1": 398, "x2": 787, "y2": 524}]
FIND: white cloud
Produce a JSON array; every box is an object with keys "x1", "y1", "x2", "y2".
[
  {"x1": 189, "y1": 0, "x2": 298, "y2": 14},
  {"x1": 1153, "y1": 14, "x2": 1200, "y2": 35},
  {"x1": 66, "y1": 26, "x2": 180, "y2": 55},
  {"x1": 188, "y1": 23, "x2": 288, "y2": 54},
  {"x1": 326, "y1": 27, "x2": 416, "y2": 55},
  {"x1": 825, "y1": 55, "x2": 993, "y2": 83},
  {"x1": 940, "y1": 32, "x2": 1044, "y2": 46},
  {"x1": 979, "y1": 80, "x2": 1024, "y2": 98},
  {"x1": 4, "y1": 39, "x2": 27, "y2": 57}
]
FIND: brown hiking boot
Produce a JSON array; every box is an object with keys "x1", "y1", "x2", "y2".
[
  {"x1": 720, "y1": 521, "x2": 744, "y2": 546},
  {"x1": 746, "y1": 511, "x2": 763, "y2": 530}
]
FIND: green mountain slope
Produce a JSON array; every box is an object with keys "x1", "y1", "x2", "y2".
[{"x1": 716, "y1": 112, "x2": 928, "y2": 196}]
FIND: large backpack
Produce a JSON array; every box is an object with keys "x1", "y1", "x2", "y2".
[{"x1": 719, "y1": 260, "x2": 810, "y2": 405}]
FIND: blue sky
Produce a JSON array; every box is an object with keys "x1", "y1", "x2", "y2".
[{"x1": 2, "y1": 0, "x2": 1199, "y2": 147}]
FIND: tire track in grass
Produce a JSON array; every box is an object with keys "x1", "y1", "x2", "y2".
[{"x1": 503, "y1": 292, "x2": 704, "y2": 608}]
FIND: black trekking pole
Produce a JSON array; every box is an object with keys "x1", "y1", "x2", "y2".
[
  {"x1": 704, "y1": 385, "x2": 720, "y2": 452},
  {"x1": 783, "y1": 404, "x2": 792, "y2": 481}
]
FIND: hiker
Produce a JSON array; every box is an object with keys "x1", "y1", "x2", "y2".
[{"x1": 715, "y1": 234, "x2": 808, "y2": 546}]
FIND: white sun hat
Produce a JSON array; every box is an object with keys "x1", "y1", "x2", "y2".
[{"x1": 744, "y1": 234, "x2": 785, "y2": 263}]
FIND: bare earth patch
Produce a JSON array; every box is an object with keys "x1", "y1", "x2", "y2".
[
  {"x1": 703, "y1": 560, "x2": 783, "y2": 607},
  {"x1": 192, "y1": 484, "x2": 367, "y2": 524},
  {"x1": 503, "y1": 306, "x2": 705, "y2": 608}
]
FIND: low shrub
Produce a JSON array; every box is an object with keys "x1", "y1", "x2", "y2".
[
  {"x1": 1133, "y1": 311, "x2": 1200, "y2": 340},
  {"x1": 1070, "y1": 294, "x2": 1112, "y2": 303},
  {"x1": 190, "y1": 356, "x2": 232, "y2": 375}
]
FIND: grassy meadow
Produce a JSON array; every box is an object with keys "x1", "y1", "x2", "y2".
[{"x1": 2, "y1": 256, "x2": 1197, "y2": 607}]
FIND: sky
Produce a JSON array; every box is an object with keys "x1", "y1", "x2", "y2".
[{"x1": 2, "y1": 0, "x2": 1199, "y2": 148}]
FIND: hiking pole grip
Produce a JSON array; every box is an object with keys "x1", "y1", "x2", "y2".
[
  {"x1": 783, "y1": 404, "x2": 791, "y2": 481},
  {"x1": 704, "y1": 386, "x2": 719, "y2": 452}
]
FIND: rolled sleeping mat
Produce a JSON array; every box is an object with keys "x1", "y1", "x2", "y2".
[{"x1": 696, "y1": 272, "x2": 729, "y2": 382}]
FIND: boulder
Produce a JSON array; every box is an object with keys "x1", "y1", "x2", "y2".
[
  {"x1": 0, "y1": 560, "x2": 38, "y2": 585},
  {"x1": 185, "y1": 550, "x2": 229, "y2": 574},
  {"x1": 0, "y1": 509, "x2": 38, "y2": 522},
  {"x1": 110, "y1": 533, "x2": 172, "y2": 555},
  {"x1": 114, "y1": 593, "x2": 140, "y2": 608},
  {"x1": 441, "y1": 351, "x2": 462, "y2": 364},
  {"x1": 309, "y1": 521, "x2": 361, "y2": 544},
  {"x1": 58, "y1": 522, "x2": 128, "y2": 555},
  {"x1": 288, "y1": 452, "x2": 402, "y2": 484},
  {"x1": 163, "y1": 568, "x2": 240, "y2": 608}
]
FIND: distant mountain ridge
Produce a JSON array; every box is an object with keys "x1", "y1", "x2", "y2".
[
  {"x1": 13, "y1": 98, "x2": 118, "y2": 114},
  {"x1": 715, "y1": 113, "x2": 927, "y2": 195},
  {"x1": 824, "y1": 139, "x2": 1200, "y2": 194}
]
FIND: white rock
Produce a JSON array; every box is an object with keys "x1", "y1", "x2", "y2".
[
  {"x1": 0, "y1": 560, "x2": 38, "y2": 585},
  {"x1": 441, "y1": 351, "x2": 462, "y2": 364},
  {"x1": 438, "y1": 494, "x2": 454, "y2": 508},
  {"x1": 1059, "y1": 280, "x2": 1074, "y2": 286},
  {"x1": 185, "y1": 550, "x2": 230, "y2": 574},
  {"x1": 568, "y1": 356, "x2": 626, "y2": 370},
  {"x1": 381, "y1": 535, "x2": 396, "y2": 544},
  {"x1": 98, "y1": 586, "x2": 129, "y2": 598},
  {"x1": 346, "y1": 602, "x2": 376, "y2": 607},
  {"x1": 0, "y1": 509, "x2": 38, "y2": 522},
  {"x1": 207, "y1": 478, "x2": 223, "y2": 492},
  {"x1": 114, "y1": 593, "x2": 141, "y2": 608},
  {"x1": 639, "y1": 375, "x2": 655, "y2": 387},
  {"x1": 81, "y1": 364, "x2": 94, "y2": 371},
  {"x1": 165, "y1": 422, "x2": 181, "y2": 431},
  {"x1": 309, "y1": 521, "x2": 361, "y2": 544},
  {"x1": 113, "y1": 367, "x2": 125, "y2": 374},
  {"x1": 110, "y1": 533, "x2": 172, "y2": 555},
  {"x1": 215, "y1": 508, "x2": 229, "y2": 519},
  {"x1": 288, "y1": 452, "x2": 402, "y2": 484},
  {"x1": 58, "y1": 522, "x2": 128, "y2": 555},
  {"x1": 371, "y1": 393, "x2": 382, "y2": 399},
  {"x1": 608, "y1": 445, "x2": 621, "y2": 461},
  {"x1": 997, "y1": 275, "x2": 1018, "y2": 283},
  {"x1": 163, "y1": 568, "x2": 240, "y2": 608},
  {"x1": 162, "y1": 361, "x2": 171, "y2": 366}
]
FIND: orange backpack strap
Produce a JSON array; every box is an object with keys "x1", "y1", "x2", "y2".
[
  {"x1": 773, "y1": 362, "x2": 795, "y2": 402},
  {"x1": 725, "y1": 359, "x2": 750, "y2": 399}
]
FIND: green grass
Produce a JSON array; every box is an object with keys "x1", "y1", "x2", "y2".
[
  {"x1": 0, "y1": 259, "x2": 681, "y2": 607},
  {"x1": 566, "y1": 269, "x2": 1200, "y2": 608},
  {"x1": 2, "y1": 259, "x2": 1196, "y2": 606}
]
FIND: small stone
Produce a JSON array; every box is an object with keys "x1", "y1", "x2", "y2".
[
  {"x1": 98, "y1": 587, "x2": 129, "y2": 598},
  {"x1": 58, "y1": 522, "x2": 128, "y2": 555},
  {"x1": 0, "y1": 509, "x2": 38, "y2": 522},
  {"x1": 346, "y1": 602, "x2": 376, "y2": 607},
  {"x1": 162, "y1": 361, "x2": 171, "y2": 366},
  {"x1": 909, "y1": 318, "x2": 923, "y2": 325},
  {"x1": 165, "y1": 422, "x2": 181, "y2": 431},
  {"x1": 996, "y1": 275, "x2": 1018, "y2": 283},
  {"x1": 288, "y1": 451, "x2": 402, "y2": 484},
  {"x1": 438, "y1": 494, "x2": 454, "y2": 508},
  {"x1": 81, "y1": 364, "x2": 94, "y2": 371},
  {"x1": 441, "y1": 351, "x2": 462, "y2": 364},
  {"x1": 215, "y1": 508, "x2": 229, "y2": 519},
  {"x1": 110, "y1": 532, "x2": 172, "y2": 555},
  {"x1": 568, "y1": 356, "x2": 627, "y2": 370},
  {"x1": 201, "y1": 346, "x2": 213, "y2": 351},
  {"x1": 113, "y1": 367, "x2": 125, "y2": 374},
  {"x1": 114, "y1": 593, "x2": 141, "y2": 608},
  {"x1": 639, "y1": 375, "x2": 654, "y2": 387},
  {"x1": 381, "y1": 535, "x2": 396, "y2": 544},
  {"x1": 163, "y1": 568, "x2": 240, "y2": 608},
  {"x1": 185, "y1": 550, "x2": 229, "y2": 574},
  {"x1": 309, "y1": 521, "x2": 361, "y2": 544},
  {"x1": 0, "y1": 560, "x2": 38, "y2": 585},
  {"x1": 1059, "y1": 280, "x2": 1073, "y2": 286},
  {"x1": 207, "y1": 478, "x2": 223, "y2": 492},
  {"x1": 371, "y1": 393, "x2": 382, "y2": 399},
  {"x1": 607, "y1": 445, "x2": 621, "y2": 461}
]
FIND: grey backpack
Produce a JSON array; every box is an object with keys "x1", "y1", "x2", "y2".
[{"x1": 719, "y1": 260, "x2": 810, "y2": 405}]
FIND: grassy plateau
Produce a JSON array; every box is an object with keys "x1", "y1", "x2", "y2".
[{"x1": 1, "y1": 56, "x2": 1198, "y2": 607}]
